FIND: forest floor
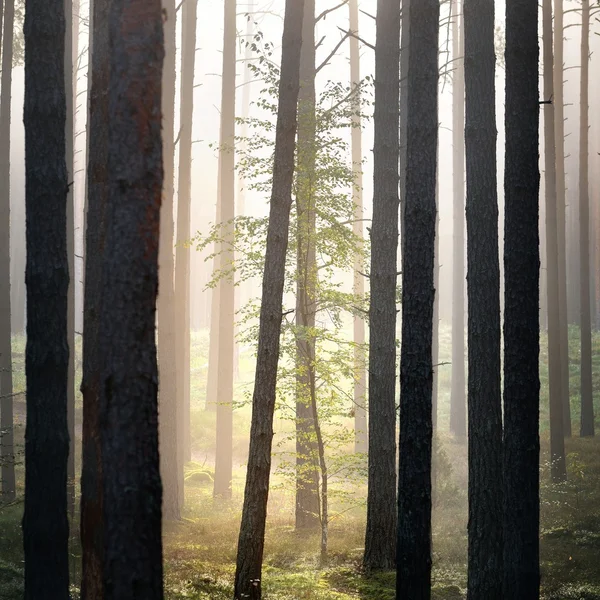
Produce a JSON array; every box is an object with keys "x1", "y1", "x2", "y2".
[{"x1": 2, "y1": 326, "x2": 600, "y2": 598}]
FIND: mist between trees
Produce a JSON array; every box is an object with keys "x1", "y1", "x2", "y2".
[{"x1": 1, "y1": 0, "x2": 600, "y2": 599}]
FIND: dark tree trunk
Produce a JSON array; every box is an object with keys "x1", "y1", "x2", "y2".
[
  {"x1": 397, "y1": 0, "x2": 439, "y2": 597},
  {"x1": 542, "y1": 0, "x2": 567, "y2": 482},
  {"x1": 65, "y1": 0, "x2": 76, "y2": 518},
  {"x1": 579, "y1": 0, "x2": 594, "y2": 438},
  {"x1": 213, "y1": 0, "x2": 236, "y2": 500},
  {"x1": 295, "y1": 0, "x2": 320, "y2": 531},
  {"x1": 233, "y1": 1, "x2": 304, "y2": 597},
  {"x1": 0, "y1": 0, "x2": 15, "y2": 502},
  {"x1": 349, "y1": 0, "x2": 367, "y2": 455},
  {"x1": 554, "y1": 0, "x2": 571, "y2": 437},
  {"x1": 80, "y1": 0, "x2": 110, "y2": 596},
  {"x1": 503, "y1": 0, "x2": 541, "y2": 596},
  {"x1": 175, "y1": 0, "x2": 197, "y2": 464},
  {"x1": 450, "y1": 0, "x2": 466, "y2": 437},
  {"x1": 99, "y1": 0, "x2": 165, "y2": 596},
  {"x1": 399, "y1": 0, "x2": 409, "y2": 258},
  {"x1": 22, "y1": 0, "x2": 70, "y2": 596},
  {"x1": 464, "y1": 0, "x2": 503, "y2": 596},
  {"x1": 363, "y1": 0, "x2": 400, "y2": 573}
]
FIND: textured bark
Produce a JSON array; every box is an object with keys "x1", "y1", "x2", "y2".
[
  {"x1": 65, "y1": 0, "x2": 76, "y2": 518},
  {"x1": 80, "y1": 0, "x2": 109, "y2": 596},
  {"x1": 22, "y1": 0, "x2": 70, "y2": 596},
  {"x1": 399, "y1": 0, "x2": 409, "y2": 257},
  {"x1": 233, "y1": 1, "x2": 304, "y2": 596},
  {"x1": 432, "y1": 143, "x2": 439, "y2": 430},
  {"x1": 464, "y1": 0, "x2": 503, "y2": 596},
  {"x1": 542, "y1": 0, "x2": 567, "y2": 482},
  {"x1": 450, "y1": 0, "x2": 466, "y2": 438},
  {"x1": 503, "y1": 0, "x2": 540, "y2": 596},
  {"x1": 579, "y1": 0, "x2": 594, "y2": 438},
  {"x1": 397, "y1": 0, "x2": 438, "y2": 597},
  {"x1": 554, "y1": 0, "x2": 571, "y2": 437},
  {"x1": 0, "y1": 0, "x2": 15, "y2": 502},
  {"x1": 158, "y1": 0, "x2": 182, "y2": 519},
  {"x1": 295, "y1": 0, "x2": 320, "y2": 531},
  {"x1": 363, "y1": 0, "x2": 400, "y2": 573},
  {"x1": 175, "y1": 0, "x2": 197, "y2": 465},
  {"x1": 99, "y1": 0, "x2": 165, "y2": 596},
  {"x1": 213, "y1": 0, "x2": 236, "y2": 499},
  {"x1": 349, "y1": 0, "x2": 367, "y2": 455}
]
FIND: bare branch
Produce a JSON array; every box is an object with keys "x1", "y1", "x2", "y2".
[{"x1": 316, "y1": 0, "x2": 350, "y2": 24}]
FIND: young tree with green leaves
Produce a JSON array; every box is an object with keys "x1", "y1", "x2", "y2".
[{"x1": 233, "y1": 1, "x2": 305, "y2": 596}]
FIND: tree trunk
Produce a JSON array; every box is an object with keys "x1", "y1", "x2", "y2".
[
  {"x1": 176, "y1": 0, "x2": 197, "y2": 466},
  {"x1": 233, "y1": 1, "x2": 304, "y2": 596},
  {"x1": 158, "y1": 0, "x2": 182, "y2": 519},
  {"x1": 213, "y1": 0, "x2": 236, "y2": 500},
  {"x1": 399, "y1": 0, "x2": 409, "y2": 259},
  {"x1": 65, "y1": 0, "x2": 76, "y2": 519},
  {"x1": 22, "y1": 0, "x2": 70, "y2": 596},
  {"x1": 542, "y1": 0, "x2": 567, "y2": 482},
  {"x1": 450, "y1": 0, "x2": 466, "y2": 437},
  {"x1": 363, "y1": 0, "x2": 400, "y2": 573},
  {"x1": 464, "y1": 0, "x2": 503, "y2": 596},
  {"x1": 579, "y1": 0, "x2": 594, "y2": 438},
  {"x1": 554, "y1": 0, "x2": 571, "y2": 437},
  {"x1": 349, "y1": 0, "x2": 367, "y2": 455},
  {"x1": 99, "y1": 0, "x2": 164, "y2": 594},
  {"x1": 397, "y1": 0, "x2": 439, "y2": 597},
  {"x1": 503, "y1": 0, "x2": 540, "y2": 596},
  {"x1": 0, "y1": 0, "x2": 15, "y2": 503},
  {"x1": 432, "y1": 141, "x2": 440, "y2": 430},
  {"x1": 80, "y1": 0, "x2": 109, "y2": 595},
  {"x1": 295, "y1": 0, "x2": 320, "y2": 531}
]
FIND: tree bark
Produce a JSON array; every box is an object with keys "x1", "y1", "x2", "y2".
[
  {"x1": 554, "y1": 0, "x2": 571, "y2": 437},
  {"x1": 503, "y1": 0, "x2": 540, "y2": 596},
  {"x1": 0, "y1": 0, "x2": 15, "y2": 503},
  {"x1": 99, "y1": 0, "x2": 165, "y2": 595},
  {"x1": 233, "y1": 1, "x2": 304, "y2": 596},
  {"x1": 450, "y1": 0, "x2": 466, "y2": 438},
  {"x1": 542, "y1": 0, "x2": 567, "y2": 482},
  {"x1": 363, "y1": 0, "x2": 400, "y2": 573},
  {"x1": 464, "y1": 0, "x2": 503, "y2": 596},
  {"x1": 176, "y1": 0, "x2": 197, "y2": 465},
  {"x1": 65, "y1": 0, "x2": 76, "y2": 519},
  {"x1": 158, "y1": 0, "x2": 182, "y2": 519},
  {"x1": 349, "y1": 0, "x2": 367, "y2": 455},
  {"x1": 22, "y1": 0, "x2": 70, "y2": 596},
  {"x1": 579, "y1": 0, "x2": 594, "y2": 438},
  {"x1": 80, "y1": 0, "x2": 109, "y2": 595},
  {"x1": 213, "y1": 0, "x2": 236, "y2": 500},
  {"x1": 295, "y1": 0, "x2": 320, "y2": 531},
  {"x1": 397, "y1": 0, "x2": 439, "y2": 597}
]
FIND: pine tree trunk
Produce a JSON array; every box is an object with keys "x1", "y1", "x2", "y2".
[
  {"x1": 503, "y1": 0, "x2": 540, "y2": 595},
  {"x1": 450, "y1": 0, "x2": 466, "y2": 437},
  {"x1": 464, "y1": 0, "x2": 503, "y2": 596},
  {"x1": 176, "y1": 0, "x2": 197, "y2": 465},
  {"x1": 542, "y1": 0, "x2": 567, "y2": 482},
  {"x1": 233, "y1": 1, "x2": 304, "y2": 596},
  {"x1": 579, "y1": 0, "x2": 594, "y2": 438},
  {"x1": 295, "y1": 0, "x2": 320, "y2": 531},
  {"x1": 397, "y1": 0, "x2": 439, "y2": 597},
  {"x1": 99, "y1": 0, "x2": 164, "y2": 594},
  {"x1": 65, "y1": 0, "x2": 76, "y2": 519},
  {"x1": 349, "y1": 0, "x2": 367, "y2": 455},
  {"x1": 22, "y1": 0, "x2": 70, "y2": 596},
  {"x1": 363, "y1": 0, "x2": 400, "y2": 572},
  {"x1": 0, "y1": 0, "x2": 15, "y2": 503},
  {"x1": 554, "y1": 0, "x2": 571, "y2": 437},
  {"x1": 158, "y1": 0, "x2": 182, "y2": 519},
  {"x1": 213, "y1": 0, "x2": 236, "y2": 499},
  {"x1": 80, "y1": 0, "x2": 109, "y2": 595}
]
